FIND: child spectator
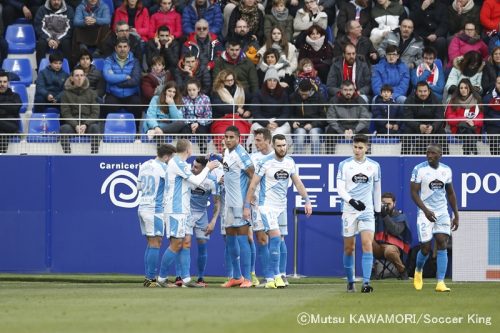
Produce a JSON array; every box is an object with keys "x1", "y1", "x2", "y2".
[{"x1": 372, "y1": 84, "x2": 402, "y2": 135}]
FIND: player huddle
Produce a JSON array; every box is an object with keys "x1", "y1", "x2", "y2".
[{"x1": 137, "y1": 128, "x2": 458, "y2": 292}]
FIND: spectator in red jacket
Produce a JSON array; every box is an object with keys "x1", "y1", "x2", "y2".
[
  {"x1": 480, "y1": 0, "x2": 500, "y2": 36},
  {"x1": 113, "y1": 0, "x2": 150, "y2": 42},
  {"x1": 148, "y1": 0, "x2": 183, "y2": 39}
]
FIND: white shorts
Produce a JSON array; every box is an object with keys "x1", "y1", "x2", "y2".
[
  {"x1": 224, "y1": 206, "x2": 250, "y2": 228},
  {"x1": 278, "y1": 210, "x2": 288, "y2": 236},
  {"x1": 342, "y1": 211, "x2": 375, "y2": 237},
  {"x1": 259, "y1": 206, "x2": 286, "y2": 232},
  {"x1": 165, "y1": 213, "x2": 187, "y2": 239},
  {"x1": 186, "y1": 210, "x2": 211, "y2": 240},
  {"x1": 138, "y1": 210, "x2": 164, "y2": 237},
  {"x1": 417, "y1": 212, "x2": 451, "y2": 243},
  {"x1": 251, "y1": 206, "x2": 264, "y2": 231}
]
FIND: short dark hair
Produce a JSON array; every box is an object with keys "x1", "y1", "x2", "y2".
[
  {"x1": 381, "y1": 84, "x2": 393, "y2": 93},
  {"x1": 416, "y1": 80, "x2": 430, "y2": 90},
  {"x1": 79, "y1": 49, "x2": 93, "y2": 62},
  {"x1": 422, "y1": 46, "x2": 437, "y2": 58},
  {"x1": 225, "y1": 125, "x2": 240, "y2": 137},
  {"x1": 306, "y1": 24, "x2": 325, "y2": 37},
  {"x1": 157, "y1": 25, "x2": 170, "y2": 34},
  {"x1": 272, "y1": 134, "x2": 286, "y2": 144},
  {"x1": 353, "y1": 134, "x2": 369, "y2": 145},
  {"x1": 341, "y1": 80, "x2": 355, "y2": 88},
  {"x1": 226, "y1": 38, "x2": 241, "y2": 49},
  {"x1": 382, "y1": 192, "x2": 396, "y2": 202},
  {"x1": 157, "y1": 144, "x2": 177, "y2": 158},
  {"x1": 254, "y1": 128, "x2": 272, "y2": 142},
  {"x1": 0, "y1": 71, "x2": 9, "y2": 81},
  {"x1": 385, "y1": 45, "x2": 398, "y2": 55},
  {"x1": 49, "y1": 53, "x2": 64, "y2": 63},
  {"x1": 115, "y1": 37, "x2": 129, "y2": 47},
  {"x1": 195, "y1": 156, "x2": 208, "y2": 167}
]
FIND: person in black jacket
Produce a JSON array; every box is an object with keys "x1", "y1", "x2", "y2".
[
  {"x1": 145, "y1": 25, "x2": 180, "y2": 73},
  {"x1": 0, "y1": 72, "x2": 22, "y2": 154}
]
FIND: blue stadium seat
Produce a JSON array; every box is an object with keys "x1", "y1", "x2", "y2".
[
  {"x1": 42, "y1": 107, "x2": 61, "y2": 115},
  {"x1": 27, "y1": 113, "x2": 60, "y2": 143},
  {"x1": 10, "y1": 83, "x2": 28, "y2": 113},
  {"x1": 92, "y1": 58, "x2": 105, "y2": 71},
  {"x1": 103, "y1": 113, "x2": 136, "y2": 143},
  {"x1": 2, "y1": 58, "x2": 33, "y2": 86},
  {"x1": 38, "y1": 58, "x2": 71, "y2": 75},
  {"x1": 5, "y1": 24, "x2": 36, "y2": 54}
]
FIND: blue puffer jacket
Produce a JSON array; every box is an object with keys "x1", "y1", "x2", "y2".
[
  {"x1": 371, "y1": 59, "x2": 410, "y2": 100},
  {"x1": 103, "y1": 52, "x2": 141, "y2": 98},
  {"x1": 74, "y1": 0, "x2": 112, "y2": 27},
  {"x1": 182, "y1": 1, "x2": 223, "y2": 35},
  {"x1": 34, "y1": 66, "x2": 70, "y2": 102},
  {"x1": 143, "y1": 96, "x2": 184, "y2": 133}
]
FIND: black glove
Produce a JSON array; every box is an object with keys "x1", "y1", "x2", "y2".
[{"x1": 349, "y1": 199, "x2": 366, "y2": 211}]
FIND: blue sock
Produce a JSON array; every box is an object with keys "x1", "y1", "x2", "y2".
[
  {"x1": 144, "y1": 246, "x2": 149, "y2": 277},
  {"x1": 227, "y1": 235, "x2": 241, "y2": 279},
  {"x1": 250, "y1": 239, "x2": 256, "y2": 273},
  {"x1": 175, "y1": 251, "x2": 182, "y2": 278},
  {"x1": 436, "y1": 249, "x2": 448, "y2": 281},
  {"x1": 416, "y1": 250, "x2": 429, "y2": 272},
  {"x1": 224, "y1": 240, "x2": 233, "y2": 278},
  {"x1": 343, "y1": 254, "x2": 354, "y2": 283},
  {"x1": 362, "y1": 252, "x2": 374, "y2": 284},
  {"x1": 197, "y1": 242, "x2": 208, "y2": 279},
  {"x1": 256, "y1": 242, "x2": 271, "y2": 279},
  {"x1": 146, "y1": 247, "x2": 160, "y2": 279},
  {"x1": 269, "y1": 236, "x2": 281, "y2": 277},
  {"x1": 279, "y1": 239, "x2": 287, "y2": 275},
  {"x1": 180, "y1": 248, "x2": 191, "y2": 280},
  {"x1": 237, "y1": 235, "x2": 251, "y2": 280},
  {"x1": 159, "y1": 248, "x2": 177, "y2": 279}
]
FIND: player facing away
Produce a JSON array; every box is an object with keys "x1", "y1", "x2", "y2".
[
  {"x1": 137, "y1": 144, "x2": 177, "y2": 287},
  {"x1": 157, "y1": 139, "x2": 219, "y2": 287},
  {"x1": 222, "y1": 126, "x2": 255, "y2": 288},
  {"x1": 410, "y1": 144, "x2": 459, "y2": 292},
  {"x1": 337, "y1": 134, "x2": 381, "y2": 293},
  {"x1": 243, "y1": 134, "x2": 313, "y2": 288},
  {"x1": 174, "y1": 156, "x2": 221, "y2": 287}
]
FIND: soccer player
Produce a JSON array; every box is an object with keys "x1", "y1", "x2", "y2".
[
  {"x1": 410, "y1": 144, "x2": 459, "y2": 292},
  {"x1": 174, "y1": 156, "x2": 221, "y2": 287},
  {"x1": 222, "y1": 126, "x2": 255, "y2": 288},
  {"x1": 337, "y1": 134, "x2": 381, "y2": 293},
  {"x1": 243, "y1": 134, "x2": 313, "y2": 288},
  {"x1": 157, "y1": 139, "x2": 219, "y2": 287},
  {"x1": 137, "y1": 144, "x2": 177, "y2": 287}
]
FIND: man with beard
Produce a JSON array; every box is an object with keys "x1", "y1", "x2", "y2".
[
  {"x1": 145, "y1": 25, "x2": 180, "y2": 72},
  {"x1": 232, "y1": 19, "x2": 260, "y2": 63}
]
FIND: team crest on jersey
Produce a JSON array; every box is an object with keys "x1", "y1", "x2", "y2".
[
  {"x1": 192, "y1": 187, "x2": 206, "y2": 195},
  {"x1": 429, "y1": 179, "x2": 445, "y2": 190},
  {"x1": 352, "y1": 173, "x2": 368, "y2": 183},
  {"x1": 223, "y1": 162, "x2": 229, "y2": 172},
  {"x1": 274, "y1": 169, "x2": 290, "y2": 180}
]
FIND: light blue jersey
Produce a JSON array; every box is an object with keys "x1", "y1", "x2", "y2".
[
  {"x1": 137, "y1": 159, "x2": 167, "y2": 214},
  {"x1": 223, "y1": 144, "x2": 253, "y2": 208},
  {"x1": 256, "y1": 154, "x2": 296, "y2": 208},
  {"x1": 337, "y1": 157, "x2": 381, "y2": 213},
  {"x1": 411, "y1": 161, "x2": 452, "y2": 215},
  {"x1": 191, "y1": 174, "x2": 219, "y2": 212}
]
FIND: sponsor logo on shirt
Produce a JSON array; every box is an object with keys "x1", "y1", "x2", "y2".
[
  {"x1": 274, "y1": 169, "x2": 290, "y2": 180},
  {"x1": 352, "y1": 173, "x2": 368, "y2": 183},
  {"x1": 429, "y1": 179, "x2": 445, "y2": 190}
]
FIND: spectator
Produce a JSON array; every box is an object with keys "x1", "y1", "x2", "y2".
[
  {"x1": 445, "y1": 50, "x2": 485, "y2": 101},
  {"x1": 336, "y1": 0, "x2": 373, "y2": 38},
  {"x1": 102, "y1": 38, "x2": 142, "y2": 131},
  {"x1": 60, "y1": 68, "x2": 101, "y2": 154},
  {"x1": 112, "y1": 0, "x2": 150, "y2": 42},
  {"x1": 411, "y1": 46, "x2": 445, "y2": 101},
  {"x1": 34, "y1": 0, "x2": 75, "y2": 67},
  {"x1": 370, "y1": 0, "x2": 405, "y2": 49},
  {"x1": 73, "y1": 0, "x2": 111, "y2": 62},
  {"x1": 372, "y1": 84, "x2": 402, "y2": 135},
  {"x1": 401, "y1": 81, "x2": 447, "y2": 155},
  {"x1": 445, "y1": 78, "x2": 484, "y2": 155},
  {"x1": 141, "y1": 56, "x2": 172, "y2": 104},
  {"x1": 447, "y1": 0, "x2": 481, "y2": 37},
  {"x1": 0, "y1": 72, "x2": 22, "y2": 154},
  {"x1": 210, "y1": 69, "x2": 252, "y2": 153},
  {"x1": 264, "y1": 0, "x2": 294, "y2": 42},
  {"x1": 333, "y1": 19, "x2": 378, "y2": 64},
  {"x1": 448, "y1": 21, "x2": 489, "y2": 69},
  {"x1": 143, "y1": 81, "x2": 185, "y2": 142},
  {"x1": 2, "y1": 0, "x2": 43, "y2": 28},
  {"x1": 325, "y1": 80, "x2": 371, "y2": 154},
  {"x1": 372, "y1": 45, "x2": 410, "y2": 104},
  {"x1": 293, "y1": 0, "x2": 328, "y2": 46},
  {"x1": 378, "y1": 19, "x2": 423, "y2": 70},
  {"x1": 294, "y1": 57, "x2": 328, "y2": 98},
  {"x1": 410, "y1": 0, "x2": 448, "y2": 62},
  {"x1": 180, "y1": 78, "x2": 212, "y2": 154},
  {"x1": 182, "y1": 19, "x2": 224, "y2": 72},
  {"x1": 74, "y1": 49, "x2": 105, "y2": 100},
  {"x1": 228, "y1": 0, "x2": 265, "y2": 43},
  {"x1": 482, "y1": 46, "x2": 500, "y2": 94},
  {"x1": 483, "y1": 75, "x2": 500, "y2": 155},
  {"x1": 232, "y1": 19, "x2": 261, "y2": 64},
  {"x1": 327, "y1": 43, "x2": 371, "y2": 102},
  {"x1": 479, "y1": 0, "x2": 500, "y2": 36},
  {"x1": 34, "y1": 53, "x2": 69, "y2": 113},
  {"x1": 289, "y1": 79, "x2": 326, "y2": 154},
  {"x1": 213, "y1": 39, "x2": 259, "y2": 95},
  {"x1": 257, "y1": 48, "x2": 289, "y2": 88},
  {"x1": 174, "y1": 52, "x2": 212, "y2": 95},
  {"x1": 182, "y1": 0, "x2": 223, "y2": 37},
  {"x1": 97, "y1": 21, "x2": 143, "y2": 64},
  {"x1": 149, "y1": 0, "x2": 182, "y2": 39},
  {"x1": 298, "y1": 24, "x2": 334, "y2": 84},
  {"x1": 145, "y1": 25, "x2": 180, "y2": 72}
]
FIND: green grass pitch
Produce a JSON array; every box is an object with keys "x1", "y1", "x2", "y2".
[{"x1": 0, "y1": 274, "x2": 498, "y2": 333}]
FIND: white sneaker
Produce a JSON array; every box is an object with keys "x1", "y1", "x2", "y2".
[{"x1": 147, "y1": 129, "x2": 155, "y2": 141}]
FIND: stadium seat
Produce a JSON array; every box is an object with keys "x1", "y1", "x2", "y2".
[
  {"x1": 2, "y1": 58, "x2": 33, "y2": 86},
  {"x1": 38, "y1": 58, "x2": 71, "y2": 75},
  {"x1": 5, "y1": 24, "x2": 36, "y2": 54},
  {"x1": 27, "y1": 113, "x2": 60, "y2": 143},
  {"x1": 103, "y1": 113, "x2": 136, "y2": 143},
  {"x1": 10, "y1": 84, "x2": 28, "y2": 113},
  {"x1": 92, "y1": 58, "x2": 105, "y2": 71}
]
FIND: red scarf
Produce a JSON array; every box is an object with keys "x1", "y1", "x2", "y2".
[{"x1": 342, "y1": 60, "x2": 356, "y2": 89}]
